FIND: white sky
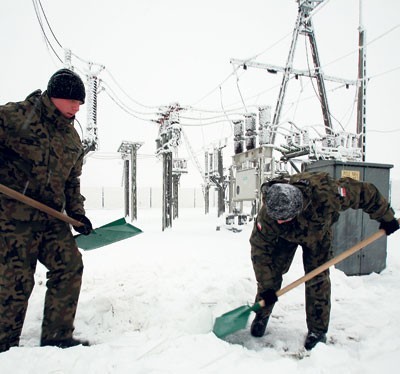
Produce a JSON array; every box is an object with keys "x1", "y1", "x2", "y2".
[{"x1": 1, "y1": 0, "x2": 400, "y2": 188}]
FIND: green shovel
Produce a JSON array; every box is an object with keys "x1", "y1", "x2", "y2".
[
  {"x1": 0, "y1": 183, "x2": 142, "y2": 250},
  {"x1": 213, "y1": 220, "x2": 399, "y2": 339}
]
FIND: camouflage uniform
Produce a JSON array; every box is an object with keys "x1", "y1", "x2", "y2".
[
  {"x1": 0, "y1": 90, "x2": 86, "y2": 351},
  {"x1": 250, "y1": 171, "x2": 396, "y2": 334}
]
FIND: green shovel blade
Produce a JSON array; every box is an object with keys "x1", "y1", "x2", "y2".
[
  {"x1": 213, "y1": 302, "x2": 262, "y2": 339},
  {"x1": 74, "y1": 217, "x2": 143, "y2": 250},
  {"x1": 213, "y1": 304, "x2": 254, "y2": 339}
]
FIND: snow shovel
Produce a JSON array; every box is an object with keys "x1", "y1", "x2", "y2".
[
  {"x1": 213, "y1": 218, "x2": 400, "y2": 339},
  {"x1": 0, "y1": 183, "x2": 142, "y2": 250},
  {"x1": 73, "y1": 218, "x2": 142, "y2": 250}
]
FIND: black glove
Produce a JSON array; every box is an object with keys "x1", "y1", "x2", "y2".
[
  {"x1": 70, "y1": 213, "x2": 93, "y2": 236},
  {"x1": 260, "y1": 289, "x2": 278, "y2": 306},
  {"x1": 379, "y1": 219, "x2": 399, "y2": 236}
]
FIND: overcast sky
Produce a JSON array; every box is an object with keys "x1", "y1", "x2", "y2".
[{"x1": 1, "y1": 0, "x2": 399, "y2": 187}]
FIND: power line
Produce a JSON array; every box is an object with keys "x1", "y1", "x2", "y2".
[
  {"x1": 100, "y1": 80, "x2": 160, "y2": 117},
  {"x1": 180, "y1": 113, "x2": 244, "y2": 121},
  {"x1": 368, "y1": 65, "x2": 400, "y2": 80},
  {"x1": 102, "y1": 88, "x2": 158, "y2": 123},
  {"x1": 232, "y1": 65, "x2": 248, "y2": 114},
  {"x1": 104, "y1": 68, "x2": 161, "y2": 110},
  {"x1": 303, "y1": 33, "x2": 345, "y2": 132},
  {"x1": 189, "y1": 28, "x2": 296, "y2": 107},
  {"x1": 368, "y1": 128, "x2": 400, "y2": 134},
  {"x1": 37, "y1": 0, "x2": 63, "y2": 48},
  {"x1": 242, "y1": 30, "x2": 293, "y2": 64},
  {"x1": 31, "y1": 0, "x2": 63, "y2": 63},
  {"x1": 181, "y1": 118, "x2": 233, "y2": 127},
  {"x1": 323, "y1": 22, "x2": 400, "y2": 70},
  {"x1": 189, "y1": 68, "x2": 239, "y2": 107}
]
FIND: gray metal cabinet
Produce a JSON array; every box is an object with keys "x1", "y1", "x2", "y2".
[{"x1": 304, "y1": 160, "x2": 393, "y2": 275}]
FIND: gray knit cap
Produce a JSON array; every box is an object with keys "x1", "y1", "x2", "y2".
[{"x1": 265, "y1": 183, "x2": 303, "y2": 220}]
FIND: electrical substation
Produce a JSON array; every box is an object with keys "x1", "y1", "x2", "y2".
[{"x1": 58, "y1": 0, "x2": 393, "y2": 268}]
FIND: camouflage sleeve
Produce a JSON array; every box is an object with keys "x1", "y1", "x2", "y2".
[
  {"x1": 336, "y1": 177, "x2": 395, "y2": 222},
  {"x1": 249, "y1": 205, "x2": 278, "y2": 249},
  {"x1": 0, "y1": 108, "x2": 9, "y2": 165},
  {"x1": 0, "y1": 107, "x2": 6, "y2": 143},
  {"x1": 64, "y1": 150, "x2": 86, "y2": 216}
]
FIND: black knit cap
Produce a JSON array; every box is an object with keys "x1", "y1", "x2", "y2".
[
  {"x1": 265, "y1": 183, "x2": 303, "y2": 221},
  {"x1": 47, "y1": 68, "x2": 85, "y2": 104}
]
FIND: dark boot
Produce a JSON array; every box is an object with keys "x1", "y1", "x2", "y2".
[
  {"x1": 304, "y1": 331, "x2": 327, "y2": 350},
  {"x1": 40, "y1": 337, "x2": 90, "y2": 348},
  {"x1": 0, "y1": 342, "x2": 12, "y2": 353},
  {"x1": 250, "y1": 314, "x2": 269, "y2": 337},
  {"x1": 0, "y1": 335, "x2": 20, "y2": 353}
]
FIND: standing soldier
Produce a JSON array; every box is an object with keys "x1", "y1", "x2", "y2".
[
  {"x1": 0, "y1": 69, "x2": 93, "y2": 353},
  {"x1": 249, "y1": 171, "x2": 399, "y2": 350}
]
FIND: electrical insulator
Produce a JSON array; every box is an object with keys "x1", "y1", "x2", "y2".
[
  {"x1": 244, "y1": 113, "x2": 256, "y2": 150},
  {"x1": 258, "y1": 106, "x2": 272, "y2": 146},
  {"x1": 233, "y1": 119, "x2": 244, "y2": 154},
  {"x1": 204, "y1": 152, "x2": 209, "y2": 179},
  {"x1": 209, "y1": 152, "x2": 214, "y2": 174},
  {"x1": 64, "y1": 48, "x2": 72, "y2": 70},
  {"x1": 213, "y1": 149, "x2": 219, "y2": 173},
  {"x1": 303, "y1": 129, "x2": 310, "y2": 146},
  {"x1": 169, "y1": 109, "x2": 179, "y2": 124},
  {"x1": 86, "y1": 74, "x2": 99, "y2": 150}
]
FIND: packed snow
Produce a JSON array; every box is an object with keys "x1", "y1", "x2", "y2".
[{"x1": 1, "y1": 207, "x2": 400, "y2": 373}]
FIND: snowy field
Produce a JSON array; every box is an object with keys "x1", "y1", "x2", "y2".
[{"x1": 1, "y1": 207, "x2": 400, "y2": 373}]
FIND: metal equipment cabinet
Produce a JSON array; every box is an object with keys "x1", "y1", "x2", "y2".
[{"x1": 304, "y1": 160, "x2": 393, "y2": 276}]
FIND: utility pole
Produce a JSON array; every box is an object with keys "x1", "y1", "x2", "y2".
[
  {"x1": 172, "y1": 158, "x2": 188, "y2": 219},
  {"x1": 204, "y1": 152, "x2": 210, "y2": 214},
  {"x1": 118, "y1": 141, "x2": 143, "y2": 221},
  {"x1": 357, "y1": 0, "x2": 367, "y2": 161},
  {"x1": 217, "y1": 147, "x2": 225, "y2": 217},
  {"x1": 63, "y1": 49, "x2": 105, "y2": 155},
  {"x1": 155, "y1": 103, "x2": 184, "y2": 231},
  {"x1": 163, "y1": 152, "x2": 173, "y2": 230},
  {"x1": 208, "y1": 145, "x2": 227, "y2": 217},
  {"x1": 231, "y1": 0, "x2": 357, "y2": 144},
  {"x1": 82, "y1": 64, "x2": 104, "y2": 154}
]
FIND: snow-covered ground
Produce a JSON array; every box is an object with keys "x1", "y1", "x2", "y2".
[{"x1": 1, "y1": 208, "x2": 400, "y2": 373}]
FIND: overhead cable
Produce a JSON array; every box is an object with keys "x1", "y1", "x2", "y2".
[
  {"x1": 323, "y1": 22, "x2": 400, "y2": 70},
  {"x1": 104, "y1": 68, "x2": 160, "y2": 110},
  {"x1": 37, "y1": 0, "x2": 63, "y2": 48},
  {"x1": 31, "y1": 0, "x2": 63, "y2": 63},
  {"x1": 100, "y1": 80, "x2": 160, "y2": 117},
  {"x1": 102, "y1": 89, "x2": 157, "y2": 123}
]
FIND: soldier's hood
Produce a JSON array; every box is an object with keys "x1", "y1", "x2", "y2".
[{"x1": 25, "y1": 89, "x2": 42, "y2": 101}]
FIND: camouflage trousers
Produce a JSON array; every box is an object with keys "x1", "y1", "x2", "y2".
[
  {"x1": 0, "y1": 219, "x2": 83, "y2": 352},
  {"x1": 251, "y1": 233, "x2": 332, "y2": 334}
]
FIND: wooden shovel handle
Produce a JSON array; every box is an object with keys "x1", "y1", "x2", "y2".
[
  {"x1": 0, "y1": 183, "x2": 83, "y2": 227},
  {"x1": 258, "y1": 217, "x2": 400, "y2": 307}
]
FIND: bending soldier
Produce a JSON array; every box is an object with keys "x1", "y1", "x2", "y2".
[{"x1": 250, "y1": 171, "x2": 399, "y2": 350}]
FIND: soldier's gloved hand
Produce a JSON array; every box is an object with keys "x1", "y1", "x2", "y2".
[
  {"x1": 70, "y1": 213, "x2": 93, "y2": 235},
  {"x1": 260, "y1": 289, "x2": 278, "y2": 306},
  {"x1": 379, "y1": 219, "x2": 399, "y2": 236}
]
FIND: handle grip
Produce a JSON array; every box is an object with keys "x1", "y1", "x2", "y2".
[{"x1": 0, "y1": 183, "x2": 83, "y2": 227}]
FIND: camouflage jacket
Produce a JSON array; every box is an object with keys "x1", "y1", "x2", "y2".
[
  {"x1": 0, "y1": 90, "x2": 86, "y2": 221},
  {"x1": 250, "y1": 171, "x2": 396, "y2": 249}
]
